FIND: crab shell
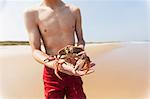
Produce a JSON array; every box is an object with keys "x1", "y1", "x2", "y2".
[
  {"x1": 58, "y1": 45, "x2": 84, "y2": 65},
  {"x1": 58, "y1": 45, "x2": 84, "y2": 55}
]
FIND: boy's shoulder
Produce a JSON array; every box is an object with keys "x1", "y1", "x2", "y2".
[
  {"x1": 65, "y1": 3, "x2": 81, "y2": 13},
  {"x1": 23, "y1": 5, "x2": 39, "y2": 15}
]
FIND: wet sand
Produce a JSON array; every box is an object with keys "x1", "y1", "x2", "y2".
[{"x1": 0, "y1": 42, "x2": 149, "y2": 99}]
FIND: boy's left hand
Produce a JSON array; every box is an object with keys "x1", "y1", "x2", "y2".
[{"x1": 58, "y1": 59, "x2": 95, "y2": 76}]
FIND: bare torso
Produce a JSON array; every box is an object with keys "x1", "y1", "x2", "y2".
[{"x1": 35, "y1": 3, "x2": 77, "y2": 55}]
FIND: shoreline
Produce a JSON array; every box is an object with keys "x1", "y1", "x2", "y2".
[{"x1": 0, "y1": 41, "x2": 149, "y2": 46}]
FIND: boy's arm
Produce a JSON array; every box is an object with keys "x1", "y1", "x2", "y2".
[
  {"x1": 24, "y1": 9, "x2": 55, "y2": 68},
  {"x1": 74, "y1": 8, "x2": 85, "y2": 49}
]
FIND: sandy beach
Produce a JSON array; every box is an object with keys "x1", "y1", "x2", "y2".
[{"x1": 0, "y1": 42, "x2": 149, "y2": 99}]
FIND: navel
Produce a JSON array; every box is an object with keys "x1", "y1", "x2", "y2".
[{"x1": 44, "y1": 29, "x2": 47, "y2": 32}]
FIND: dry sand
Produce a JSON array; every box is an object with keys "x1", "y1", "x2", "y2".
[{"x1": 0, "y1": 42, "x2": 149, "y2": 99}]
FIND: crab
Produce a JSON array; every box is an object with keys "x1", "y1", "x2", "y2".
[{"x1": 53, "y1": 45, "x2": 91, "y2": 80}]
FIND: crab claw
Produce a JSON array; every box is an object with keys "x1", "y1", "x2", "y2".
[
  {"x1": 77, "y1": 51, "x2": 86, "y2": 56},
  {"x1": 54, "y1": 65, "x2": 63, "y2": 80}
]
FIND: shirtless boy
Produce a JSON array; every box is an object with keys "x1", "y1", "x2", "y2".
[{"x1": 24, "y1": 0, "x2": 94, "y2": 98}]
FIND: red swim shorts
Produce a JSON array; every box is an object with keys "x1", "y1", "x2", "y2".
[{"x1": 43, "y1": 65, "x2": 86, "y2": 99}]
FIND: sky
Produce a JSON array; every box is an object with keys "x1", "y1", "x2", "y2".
[{"x1": 0, "y1": 0, "x2": 149, "y2": 42}]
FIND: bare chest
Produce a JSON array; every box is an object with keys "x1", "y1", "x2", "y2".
[{"x1": 37, "y1": 7, "x2": 76, "y2": 34}]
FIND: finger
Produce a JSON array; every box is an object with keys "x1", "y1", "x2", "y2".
[
  {"x1": 74, "y1": 60, "x2": 82, "y2": 70},
  {"x1": 84, "y1": 69, "x2": 95, "y2": 75},
  {"x1": 77, "y1": 51, "x2": 86, "y2": 56},
  {"x1": 75, "y1": 60, "x2": 86, "y2": 70},
  {"x1": 75, "y1": 67, "x2": 95, "y2": 76},
  {"x1": 74, "y1": 70, "x2": 87, "y2": 76},
  {"x1": 58, "y1": 59, "x2": 65, "y2": 64},
  {"x1": 74, "y1": 64, "x2": 79, "y2": 71},
  {"x1": 89, "y1": 62, "x2": 95, "y2": 68}
]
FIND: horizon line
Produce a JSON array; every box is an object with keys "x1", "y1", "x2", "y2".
[{"x1": 0, "y1": 40, "x2": 149, "y2": 46}]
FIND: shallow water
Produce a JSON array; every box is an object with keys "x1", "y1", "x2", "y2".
[{"x1": 0, "y1": 42, "x2": 149, "y2": 99}]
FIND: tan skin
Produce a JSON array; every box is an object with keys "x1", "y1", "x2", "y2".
[{"x1": 24, "y1": 0, "x2": 94, "y2": 76}]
